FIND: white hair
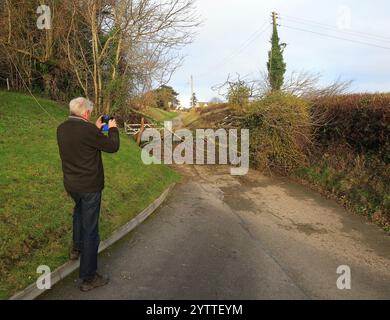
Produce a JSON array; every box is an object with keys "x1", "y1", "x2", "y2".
[{"x1": 69, "y1": 97, "x2": 94, "y2": 116}]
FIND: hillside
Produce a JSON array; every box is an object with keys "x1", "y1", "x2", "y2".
[
  {"x1": 0, "y1": 91, "x2": 180, "y2": 299},
  {"x1": 181, "y1": 104, "x2": 235, "y2": 129},
  {"x1": 143, "y1": 107, "x2": 178, "y2": 124}
]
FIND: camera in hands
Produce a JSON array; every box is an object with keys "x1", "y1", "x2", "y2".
[{"x1": 100, "y1": 115, "x2": 114, "y2": 132}]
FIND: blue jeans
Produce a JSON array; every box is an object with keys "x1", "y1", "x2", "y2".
[{"x1": 69, "y1": 192, "x2": 102, "y2": 281}]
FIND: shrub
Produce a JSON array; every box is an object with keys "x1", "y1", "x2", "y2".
[
  {"x1": 242, "y1": 93, "x2": 312, "y2": 174},
  {"x1": 312, "y1": 94, "x2": 390, "y2": 155},
  {"x1": 227, "y1": 80, "x2": 251, "y2": 110}
]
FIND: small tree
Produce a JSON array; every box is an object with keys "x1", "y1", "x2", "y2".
[
  {"x1": 228, "y1": 80, "x2": 251, "y2": 109},
  {"x1": 190, "y1": 92, "x2": 198, "y2": 108},
  {"x1": 267, "y1": 14, "x2": 286, "y2": 91}
]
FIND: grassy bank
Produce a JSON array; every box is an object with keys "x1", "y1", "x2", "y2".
[
  {"x1": 143, "y1": 107, "x2": 178, "y2": 123},
  {"x1": 294, "y1": 149, "x2": 390, "y2": 232},
  {"x1": 181, "y1": 105, "x2": 233, "y2": 129},
  {"x1": 181, "y1": 109, "x2": 200, "y2": 127},
  {"x1": 0, "y1": 91, "x2": 180, "y2": 299}
]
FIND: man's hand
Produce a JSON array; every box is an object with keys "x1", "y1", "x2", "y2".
[
  {"x1": 108, "y1": 119, "x2": 117, "y2": 129},
  {"x1": 96, "y1": 116, "x2": 104, "y2": 130}
]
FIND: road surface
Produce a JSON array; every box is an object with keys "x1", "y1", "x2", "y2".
[{"x1": 41, "y1": 165, "x2": 390, "y2": 300}]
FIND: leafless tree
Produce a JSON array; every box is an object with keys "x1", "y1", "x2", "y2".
[
  {"x1": 0, "y1": 0, "x2": 200, "y2": 113},
  {"x1": 211, "y1": 73, "x2": 257, "y2": 101},
  {"x1": 255, "y1": 69, "x2": 353, "y2": 99},
  {"x1": 63, "y1": 0, "x2": 200, "y2": 113}
]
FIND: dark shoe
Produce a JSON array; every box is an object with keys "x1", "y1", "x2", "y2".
[
  {"x1": 69, "y1": 247, "x2": 81, "y2": 260},
  {"x1": 80, "y1": 273, "x2": 109, "y2": 292}
]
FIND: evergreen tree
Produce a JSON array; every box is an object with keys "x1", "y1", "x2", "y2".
[
  {"x1": 267, "y1": 14, "x2": 287, "y2": 91},
  {"x1": 153, "y1": 85, "x2": 180, "y2": 110},
  {"x1": 190, "y1": 92, "x2": 198, "y2": 108}
]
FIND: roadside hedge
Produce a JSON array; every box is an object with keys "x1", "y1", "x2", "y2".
[
  {"x1": 238, "y1": 92, "x2": 390, "y2": 231},
  {"x1": 311, "y1": 94, "x2": 390, "y2": 156}
]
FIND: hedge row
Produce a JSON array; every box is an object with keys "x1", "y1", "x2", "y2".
[{"x1": 311, "y1": 94, "x2": 390, "y2": 154}]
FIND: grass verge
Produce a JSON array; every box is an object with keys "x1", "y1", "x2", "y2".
[
  {"x1": 293, "y1": 149, "x2": 390, "y2": 232},
  {"x1": 0, "y1": 91, "x2": 180, "y2": 299}
]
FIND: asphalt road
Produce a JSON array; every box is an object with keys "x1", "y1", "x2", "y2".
[{"x1": 41, "y1": 165, "x2": 390, "y2": 300}]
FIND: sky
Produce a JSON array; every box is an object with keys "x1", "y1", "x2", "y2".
[{"x1": 168, "y1": 0, "x2": 390, "y2": 108}]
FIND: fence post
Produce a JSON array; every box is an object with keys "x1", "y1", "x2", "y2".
[
  {"x1": 136, "y1": 117, "x2": 145, "y2": 146},
  {"x1": 6, "y1": 78, "x2": 10, "y2": 91}
]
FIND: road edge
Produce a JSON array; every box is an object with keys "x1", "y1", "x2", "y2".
[{"x1": 9, "y1": 183, "x2": 176, "y2": 300}]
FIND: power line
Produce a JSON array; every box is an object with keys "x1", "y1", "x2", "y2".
[
  {"x1": 195, "y1": 22, "x2": 271, "y2": 78},
  {"x1": 221, "y1": 21, "x2": 269, "y2": 60},
  {"x1": 281, "y1": 16, "x2": 390, "y2": 45},
  {"x1": 281, "y1": 14, "x2": 390, "y2": 42},
  {"x1": 280, "y1": 24, "x2": 390, "y2": 51},
  {"x1": 224, "y1": 25, "x2": 271, "y2": 62},
  {"x1": 280, "y1": 14, "x2": 390, "y2": 43}
]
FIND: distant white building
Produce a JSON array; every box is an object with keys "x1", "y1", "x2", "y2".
[{"x1": 196, "y1": 102, "x2": 209, "y2": 108}]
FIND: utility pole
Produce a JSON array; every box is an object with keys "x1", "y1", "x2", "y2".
[
  {"x1": 269, "y1": 12, "x2": 278, "y2": 72},
  {"x1": 190, "y1": 75, "x2": 194, "y2": 108},
  {"x1": 272, "y1": 11, "x2": 278, "y2": 29}
]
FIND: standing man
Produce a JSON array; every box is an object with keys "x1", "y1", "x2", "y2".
[{"x1": 57, "y1": 97, "x2": 120, "y2": 292}]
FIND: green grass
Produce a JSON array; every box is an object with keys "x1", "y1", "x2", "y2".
[
  {"x1": 144, "y1": 107, "x2": 178, "y2": 123},
  {"x1": 294, "y1": 153, "x2": 390, "y2": 232},
  {"x1": 0, "y1": 91, "x2": 180, "y2": 299}
]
